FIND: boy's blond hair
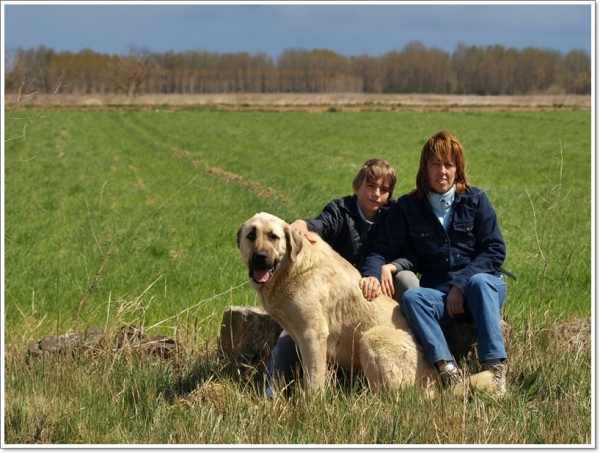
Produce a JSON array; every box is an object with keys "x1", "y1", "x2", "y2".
[{"x1": 352, "y1": 158, "x2": 397, "y2": 198}]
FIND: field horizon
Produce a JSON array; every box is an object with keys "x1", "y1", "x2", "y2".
[{"x1": 4, "y1": 92, "x2": 592, "y2": 111}]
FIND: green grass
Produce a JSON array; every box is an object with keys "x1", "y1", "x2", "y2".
[
  {"x1": 4, "y1": 108, "x2": 591, "y2": 336},
  {"x1": 3, "y1": 106, "x2": 592, "y2": 445}
]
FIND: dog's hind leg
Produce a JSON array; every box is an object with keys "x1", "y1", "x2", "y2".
[
  {"x1": 359, "y1": 331, "x2": 404, "y2": 392},
  {"x1": 359, "y1": 326, "x2": 435, "y2": 392}
]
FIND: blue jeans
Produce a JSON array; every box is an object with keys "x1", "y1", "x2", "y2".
[
  {"x1": 266, "y1": 330, "x2": 301, "y2": 385},
  {"x1": 401, "y1": 273, "x2": 507, "y2": 366}
]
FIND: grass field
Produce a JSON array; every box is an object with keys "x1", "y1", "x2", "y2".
[
  {"x1": 4, "y1": 106, "x2": 591, "y2": 332},
  {"x1": 3, "y1": 105, "x2": 592, "y2": 445}
]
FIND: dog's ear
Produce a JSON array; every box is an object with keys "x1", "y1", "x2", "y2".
[
  {"x1": 285, "y1": 223, "x2": 304, "y2": 261},
  {"x1": 236, "y1": 224, "x2": 244, "y2": 249}
]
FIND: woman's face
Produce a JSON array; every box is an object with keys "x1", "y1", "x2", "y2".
[{"x1": 427, "y1": 157, "x2": 456, "y2": 194}]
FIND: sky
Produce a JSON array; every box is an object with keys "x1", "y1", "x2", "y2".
[{"x1": 2, "y1": 1, "x2": 594, "y2": 62}]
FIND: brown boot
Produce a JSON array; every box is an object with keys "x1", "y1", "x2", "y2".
[
  {"x1": 482, "y1": 362, "x2": 507, "y2": 396},
  {"x1": 438, "y1": 366, "x2": 464, "y2": 388}
]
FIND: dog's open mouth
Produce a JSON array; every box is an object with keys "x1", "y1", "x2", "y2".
[
  {"x1": 249, "y1": 263, "x2": 277, "y2": 284},
  {"x1": 248, "y1": 251, "x2": 278, "y2": 284}
]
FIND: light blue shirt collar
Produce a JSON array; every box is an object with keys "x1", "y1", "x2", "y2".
[
  {"x1": 427, "y1": 185, "x2": 456, "y2": 230},
  {"x1": 356, "y1": 201, "x2": 375, "y2": 227}
]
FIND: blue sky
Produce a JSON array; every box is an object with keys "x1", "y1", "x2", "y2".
[{"x1": 2, "y1": 2, "x2": 594, "y2": 60}]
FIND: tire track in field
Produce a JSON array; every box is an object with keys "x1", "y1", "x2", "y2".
[
  {"x1": 171, "y1": 148, "x2": 293, "y2": 206},
  {"x1": 108, "y1": 113, "x2": 293, "y2": 206}
]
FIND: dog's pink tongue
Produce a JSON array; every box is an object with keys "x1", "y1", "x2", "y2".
[{"x1": 253, "y1": 269, "x2": 271, "y2": 283}]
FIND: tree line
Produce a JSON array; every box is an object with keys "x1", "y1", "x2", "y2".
[{"x1": 4, "y1": 41, "x2": 591, "y2": 97}]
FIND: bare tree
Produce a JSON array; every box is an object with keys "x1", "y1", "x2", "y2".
[
  {"x1": 109, "y1": 46, "x2": 154, "y2": 97},
  {"x1": 4, "y1": 43, "x2": 591, "y2": 96},
  {"x1": 351, "y1": 54, "x2": 381, "y2": 93}
]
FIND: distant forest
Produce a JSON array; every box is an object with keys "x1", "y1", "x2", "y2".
[{"x1": 4, "y1": 41, "x2": 591, "y2": 97}]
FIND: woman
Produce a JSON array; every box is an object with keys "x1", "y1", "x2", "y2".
[{"x1": 360, "y1": 131, "x2": 509, "y2": 396}]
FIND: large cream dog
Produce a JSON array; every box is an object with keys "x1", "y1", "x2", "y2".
[{"x1": 237, "y1": 212, "x2": 495, "y2": 394}]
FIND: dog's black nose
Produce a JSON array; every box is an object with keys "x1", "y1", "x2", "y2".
[{"x1": 253, "y1": 251, "x2": 269, "y2": 264}]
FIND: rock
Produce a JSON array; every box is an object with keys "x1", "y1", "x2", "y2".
[
  {"x1": 443, "y1": 322, "x2": 478, "y2": 360},
  {"x1": 116, "y1": 324, "x2": 146, "y2": 348},
  {"x1": 443, "y1": 319, "x2": 510, "y2": 361},
  {"x1": 115, "y1": 324, "x2": 181, "y2": 359},
  {"x1": 83, "y1": 326, "x2": 105, "y2": 347},
  {"x1": 27, "y1": 325, "x2": 180, "y2": 360},
  {"x1": 28, "y1": 327, "x2": 105, "y2": 357},
  {"x1": 218, "y1": 306, "x2": 282, "y2": 365},
  {"x1": 553, "y1": 317, "x2": 591, "y2": 354},
  {"x1": 140, "y1": 334, "x2": 179, "y2": 359},
  {"x1": 217, "y1": 306, "x2": 510, "y2": 367}
]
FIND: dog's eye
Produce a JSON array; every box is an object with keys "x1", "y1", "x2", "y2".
[
  {"x1": 268, "y1": 233, "x2": 279, "y2": 242},
  {"x1": 247, "y1": 232, "x2": 256, "y2": 241}
]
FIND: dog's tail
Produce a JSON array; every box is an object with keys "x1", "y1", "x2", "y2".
[
  {"x1": 421, "y1": 370, "x2": 499, "y2": 400},
  {"x1": 449, "y1": 370, "x2": 497, "y2": 397}
]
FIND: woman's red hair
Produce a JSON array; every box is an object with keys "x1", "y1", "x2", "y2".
[{"x1": 413, "y1": 131, "x2": 469, "y2": 198}]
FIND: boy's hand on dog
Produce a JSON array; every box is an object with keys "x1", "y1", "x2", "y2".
[
  {"x1": 380, "y1": 264, "x2": 396, "y2": 298},
  {"x1": 290, "y1": 220, "x2": 317, "y2": 244},
  {"x1": 360, "y1": 276, "x2": 382, "y2": 301}
]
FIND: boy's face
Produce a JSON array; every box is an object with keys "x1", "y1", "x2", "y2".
[{"x1": 354, "y1": 177, "x2": 390, "y2": 221}]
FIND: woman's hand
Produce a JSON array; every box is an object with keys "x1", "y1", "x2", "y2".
[
  {"x1": 290, "y1": 220, "x2": 317, "y2": 244},
  {"x1": 446, "y1": 285, "x2": 465, "y2": 317},
  {"x1": 360, "y1": 276, "x2": 382, "y2": 301},
  {"x1": 380, "y1": 264, "x2": 396, "y2": 298}
]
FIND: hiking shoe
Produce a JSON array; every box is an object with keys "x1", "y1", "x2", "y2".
[
  {"x1": 438, "y1": 367, "x2": 464, "y2": 388},
  {"x1": 482, "y1": 362, "x2": 507, "y2": 396}
]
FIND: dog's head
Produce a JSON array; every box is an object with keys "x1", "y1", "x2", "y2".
[{"x1": 237, "y1": 212, "x2": 304, "y2": 285}]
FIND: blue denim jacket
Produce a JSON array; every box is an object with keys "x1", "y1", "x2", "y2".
[{"x1": 361, "y1": 186, "x2": 506, "y2": 293}]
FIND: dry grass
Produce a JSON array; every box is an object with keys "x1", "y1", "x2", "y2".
[
  {"x1": 3, "y1": 307, "x2": 592, "y2": 445},
  {"x1": 3, "y1": 93, "x2": 591, "y2": 112}
]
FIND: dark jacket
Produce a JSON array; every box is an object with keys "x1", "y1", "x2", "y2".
[
  {"x1": 305, "y1": 195, "x2": 396, "y2": 271},
  {"x1": 361, "y1": 186, "x2": 506, "y2": 293}
]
